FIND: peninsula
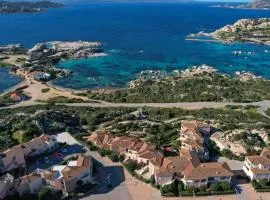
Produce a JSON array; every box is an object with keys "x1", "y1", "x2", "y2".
[
  {"x1": 187, "y1": 18, "x2": 270, "y2": 45},
  {"x1": 0, "y1": 1, "x2": 64, "y2": 14},
  {"x1": 0, "y1": 41, "x2": 105, "y2": 106}
]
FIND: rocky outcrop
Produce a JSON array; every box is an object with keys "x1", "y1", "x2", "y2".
[
  {"x1": 188, "y1": 18, "x2": 270, "y2": 45},
  {"x1": 212, "y1": 18, "x2": 270, "y2": 44},
  {"x1": 0, "y1": 40, "x2": 103, "y2": 82},
  {"x1": 27, "y1": 41, "x2": 104, "y2": 64},
  {"x1": 0, "y1": 44, "x2": 26, "y2": 55}
]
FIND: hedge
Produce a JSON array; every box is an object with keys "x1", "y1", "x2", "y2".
[
  {"x1": 179, "y1": 191, "x2": 193, "y2": 197},
  {"x1": 195, "y1": 191, "x2": 212, "y2": 196},
  {"x1": 212, "y1": 190, "x2": 235, "y2": 195},
  {"x1": 256, "y1": 188, "x2": 270, "y2": 193},
  {"x1": 180, "y1": 190, "x2": 235, "y2": 197}
]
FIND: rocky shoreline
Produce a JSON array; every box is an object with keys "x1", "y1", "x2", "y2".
[
  {"x1": 187, "y1": 18, "x2": 270, "y2": 45},
  {"x1": 0, "y1": 41, "x2": 105, "y2": 82}
]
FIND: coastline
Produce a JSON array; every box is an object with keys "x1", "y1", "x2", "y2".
[
  {"x1": 0, "y1": 79, "x2": 27, "y2": 96},
  {"x1": 46, "y1": 81, "x2": 89, "y2": 94}
]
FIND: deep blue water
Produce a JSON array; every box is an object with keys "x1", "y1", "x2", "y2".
[{"x1": 0, "y1": 2, "x2": 270, "y2": 89}]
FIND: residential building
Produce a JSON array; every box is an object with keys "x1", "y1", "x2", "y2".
[
  {"x1": 154, "y1": 155, "x2": 189, "y2": 186},
  {"x1": 0, "y1": 145, "x2": 26, "y2": 173},
  {"x1": 183, "y1": 160, "x2": 233, "y2": 188},
  {"x1": 14, "y1": 172, "x2": 44, "y2": 196},
  {"x1": 0, "y1": 173, "x2": 15, "y2": 199},
  {"x1": 84, "y1": 131, "x2": 114, "y2": 149},
  {"x1": 22, "y1": 134, "x2": 58, "y2": 158},
  {"x1": 180, "y1": 121, "x2": 210, "y2": 160},
  {"x1": 0, "y1": 134, "x2": 58, "y2": 173},
  {"x1": 42, "y1": 155, "x2": 93, "y2": 194},
  {"x1": 243, "y1": 147, "x2": 270, "y2": 180}
]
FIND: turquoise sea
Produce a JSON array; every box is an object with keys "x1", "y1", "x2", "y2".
[{"x1": 0, "y1": 2, "x2": 270, "y2": 90}]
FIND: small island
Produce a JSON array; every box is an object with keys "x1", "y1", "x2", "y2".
[
  {"x1": 187, "y1": 18, "x2": 270, "y2": 45},
  {"x1": 0, "y1": 1, "x2": 64, "y2": 14}
]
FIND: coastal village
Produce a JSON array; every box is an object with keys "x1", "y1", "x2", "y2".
[
  {"x1": 0, "y1": 40, "x2": 270, "y2": 199},
  {"x1": 0, "y1": 4, "x2": 269, "y2": 199},
  {"x1": 0, "y1": 115, "x2": 270, "y2": 199}
]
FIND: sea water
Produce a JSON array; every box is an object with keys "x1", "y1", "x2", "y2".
[{"x1": 0, "y1": 2, "x2": 270, "y2": 90}]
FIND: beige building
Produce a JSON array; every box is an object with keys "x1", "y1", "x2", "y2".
[
  {"x1": 155, "y1": 155, "x2": 190, "y2": 186},
  {"x1": 0, "y1": 134, "x2": 58, "y2": 174},
  {"x1": 180, "y1": 121, "x2": 210, "y2": 161},
  {"x1": 85, "y1": 132, "x2": 165, "y2": 177},
  {"x1": 84, "y1": 131, "x2": 114, "y2": 149},
  {"x1": 183, "y1": 159, "x2": 233, "y2": 188},
  {"x1": 22, "y1": 134, "x2": 58, "y2": 158},
  {"x1": 0, "y1": 145, "x2": 26, "y2": 173},
  {"x1": 42, "y1": 155, "x2": 93, "y2": 194},
  {"x1": 243, "y1": 147, "x2": 270, "y2": 180},
  {"x1": 14, "y1": 172, "x2": 44, "y2": 196}
]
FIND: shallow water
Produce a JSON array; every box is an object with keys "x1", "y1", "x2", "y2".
[
  {"x1": 0, "y1": 2, "x2": 270, "y2": 89},
  {"x1": 0, "y1": 67, "x2": 23, "y2": 93}
]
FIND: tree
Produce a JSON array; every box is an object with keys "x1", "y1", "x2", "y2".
[
  {"x1": 108, "y1": 153, "x2": 119, "y2": 162},
  {"x1": 38, "y1": 188, "x2": 51, "y2": 200}
]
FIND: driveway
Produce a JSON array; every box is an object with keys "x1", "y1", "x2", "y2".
[{"x1": 27, "y1": 132, "x2": 85, "y2": 172}]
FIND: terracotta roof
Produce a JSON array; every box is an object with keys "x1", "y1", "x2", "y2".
[
  {"x1": 182, "y1": 138, "x2": 204, "y2": 150},
  {"x1": 250, "y1": 167, "x2": 270, "y2": 175},
  {"x1": 184, "y1": 162, "x2": 233, "y2": 180},
  {"x1": 129, "y1": 141, "x2": 144, "y2": 152},
  {"x1": 139, "y1": 149, "x2": 164, "y2": 166},
  {"x1": 85, "y1": 131, "x2": 112, "y2": 146},
  {"x1": 260, "y1": 147, "x2": 270, "y2": 158},
  {"x1": 15, "y1": 173, "x2": 41, "y2": 186},
  {"x1": 247, "y1": 156, "x2": 270, "y2": 166},
  {"x1": 156, "y1": 156, "x2": 189, "y2": 177},
  {"x1": 10, "y1": 93, "x2": 21, "y2": 101}
]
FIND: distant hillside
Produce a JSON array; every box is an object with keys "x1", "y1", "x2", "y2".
[
  {"x1": 248, "y1": 0, "x2": 270, "y2": 8},
  {"x1": 213, "y1": 0, "x2": 270, "y2": 9},
  {"x1": 0, "y1": 1, "x2": 64, "y2": 13}
]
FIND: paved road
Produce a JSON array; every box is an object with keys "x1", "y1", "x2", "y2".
[{"x1": 3, "y1": 100, "x2": 270, "y2": 110}]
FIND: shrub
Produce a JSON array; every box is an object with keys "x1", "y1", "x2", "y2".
[
  {"x1": 38, "y1": 188, "x2": 62, "y2": 200},
  {"x1": 41, "y1": 88, "x2": 50, "y2": 93},
  {"x1": 212, "y1": 190, "x2": 235, "y2": 195},
  {"x1": 124, "y1": 160, "x2": 139, "y2": 172},
  {"x1": 179, "y1": 191, "x2": 193, "y2": 196},
  {"x1": 195, "y1": 191, "x2": 211, "y2": 196},
  {"x1": 150, "y1": 175, "x2": 155, "y2": 186},
  {"x1": 251, "y1": 180, "x2": 262, "y2": 189},
  {"x1": 90, "y1": 146, "x2": 98, "y2": 151},
  {"x1": 256, "y1": 188, "x2": 270, "y2": 192},
  {"x1": 209, "y1": 182, "x2": 232, "y2": 192},
  {"x1": 119, "y1": 154, "x2": 125, "y2": 162},
  {"x1": 160, "y1": 183, "x2": 179, "y2": 197},
  {"x1": 108, "y1": 153, "x2": 119, "y2": 162},
  {"x1": 98, "y1": 148, "x2": 106, "y2": 157},
  {"x1": 258, "y1": 179, "x2": 270, "y2": 187}
]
